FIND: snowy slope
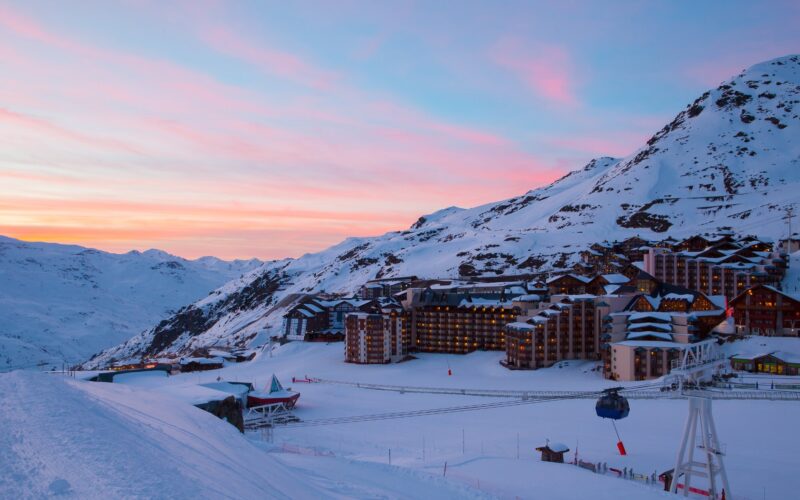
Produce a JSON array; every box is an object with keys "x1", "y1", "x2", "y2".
[
  {"x1": 81, "y1": 342, "x2": 800, "y2": 499},
  {"x1": 0, "y1": 371, "x2": 485, "y2": 499},
  {"x1": 89, "y1": 55, "x2": 800, "y2": 365},
  {"x1": 0, "y1": 236, "x2": 262, "y2": 370}
]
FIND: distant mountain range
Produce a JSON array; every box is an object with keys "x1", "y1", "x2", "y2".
[
  {"x1": 48, "y1": 55, "x2": 800, "y2": 367},
  {"x1": 0, "y1": 235, "x2": 263, "y2": 370}
]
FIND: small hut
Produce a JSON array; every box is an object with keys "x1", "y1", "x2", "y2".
[{"x1": 536, "y1": 442, "x2": 570, "y2": 463}]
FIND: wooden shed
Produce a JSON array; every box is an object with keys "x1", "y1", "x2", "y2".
[{"x1": 536, "y1": 442, "x2": 570, "y2": 463}]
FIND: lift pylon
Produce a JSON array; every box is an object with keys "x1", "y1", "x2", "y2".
[{"x1": 670, "y1": 396, "x2": 731, "y2": 498}]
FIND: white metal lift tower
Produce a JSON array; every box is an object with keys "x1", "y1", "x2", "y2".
[{"x1": 669, "y1": 340, "x2": 732, "y2": 498}]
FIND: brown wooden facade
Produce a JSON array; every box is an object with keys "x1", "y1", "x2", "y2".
[
  {"x1": 547, "y1": 274, "x2": 591, "y2": 296},
  {"x1": 730, "y1": 285, "x2": 800, "y2": 336}
]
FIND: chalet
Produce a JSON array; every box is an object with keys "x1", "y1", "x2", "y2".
[
  {"x1": 578, "y1": 241, "x2": 637, "y2": 276},
  {"x1": 729, "y1": 285, "x2": 800, "y2": 336},
  {"x1": 282, "y1": 297, "x2": 330, "y2": 340},
  {"x1": 673, "y1": 233, "x2": 736, "y2": 252},
  {"x1": 328, "y1": 299, "x2": 379, "y2": 333},
  {"x1": 730, "y1": 351, "x2": 800, "y2": 376},
  {"x1": 282, "y1": 296, "x2": 387, "y2": 341},
  {"x1": 586, "y1": 273, "x2": 633, "y2": 295},
  {"x1": 674, "y1": 235, "x2": 713, "y2": 252},
  {"x1": 615, "y1": 236, "x2": 654, "y2": 263},
  {"x1": 547, "y1": 274, "x2": 592, "y2": 295}
]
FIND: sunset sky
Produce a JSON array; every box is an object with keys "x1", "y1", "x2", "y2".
[{"x1": 1, "y1": 1, "x2": 798, "y2": 260}]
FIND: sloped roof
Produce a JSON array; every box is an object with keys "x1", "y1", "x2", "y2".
[
  {"x1": 602, "y1": 273, "x2": 630, "y2": 284},
  {"x1": 626, "y1": 331, "x2": 674, "y2": 341}
]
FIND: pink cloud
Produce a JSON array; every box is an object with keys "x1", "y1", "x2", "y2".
[
  {"x1": 202, "y1": 26, "x2": 338, "y2": 89},
  {"x1": 489, "y1": 38, "x2": 579, "y2": 106},
  {"x1": 0, "y1": 4, "x2": 572, "y2": 259},
  {"x1": 0, "y1": 107, "x2": 140, "y2": 154}
]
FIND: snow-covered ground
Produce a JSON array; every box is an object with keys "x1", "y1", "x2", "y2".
[
  {"x1": 0, "y1": 370, "x2": 487, "y2": 499},
  {"x1": 11, "y1": 342, "x2": 798, "y2": 499},
  {"x1": 230, "y1": 344, "x2": 800, "y2": 499}
]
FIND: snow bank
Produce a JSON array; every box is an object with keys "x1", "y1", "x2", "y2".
[{"x1": 0, "y1": 371, "x2": 485, "y2": 499}]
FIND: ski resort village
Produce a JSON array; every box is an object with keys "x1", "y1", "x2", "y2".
[
  {"x1": 2, "y1": 2, "x2": 800, "y2": 498},
  {"x1": 38, "y1": 229, "x2": 797, "y2": 499}
]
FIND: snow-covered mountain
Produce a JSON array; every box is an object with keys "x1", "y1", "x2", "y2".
[
  {"x1": 0, "y1": 236, "x2": 263, "y2": 370},
  {"x1": 87, "y1": 55, "x2": 800, "y2": 367}
]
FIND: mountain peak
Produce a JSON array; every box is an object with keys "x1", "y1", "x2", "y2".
[
  {"x1": 87, "y1": 54, "x2": 800, "y2": 364},
  {"x1": 738, "y1": 54, "x2": 800, "y2": 80}
]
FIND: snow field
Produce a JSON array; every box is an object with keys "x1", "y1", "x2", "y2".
[
  {"x1": 191, "y1": 343, "x2": 800, "y2": 498},
  {"x1": 0, "y1": 371, "x2": 487, "y2": 499}
]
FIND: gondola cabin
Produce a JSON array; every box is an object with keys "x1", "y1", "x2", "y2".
[{"x1": 595, "y1": 388, "x2": 630, "y2": 419}]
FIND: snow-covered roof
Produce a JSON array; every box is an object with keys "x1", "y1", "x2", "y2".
[
  {"x1": 199, "y1": 382, "x2": 251, "y2": 398},
  {"x1": 626, "y1": 311, "x2": 673, "y2": 322},
  {"x1": 614, "y1": 340, "x2": 687, "y2": 348},
  {"x1": 626, "y1": 331, "x2": 674, "y2": 341},
  {"x1": 207, "y1": 348, "x2": 233, "y2": 357},
  {"x1": 458, "y1": 298, "x2": 515, "y2": 308},
  {"x1": 513, "y1": 294, "x2": 542, "y2": 302},
  {"x1": 506, "y1": 321, "x2": 536, "y2": 331},
  {"x1": 546, "y1": 274, "x2": 591, "y2": 284},
  {"x1": 112, "y1": 370, "x2": 168, "y2": 385},
  {"x1": 729, "y1": 349, "x2": 800, "y2": 364},
  {"x1": 154, "y1": 384, "x2": 234, "y2": 406},
  {"x1": 712, "y1": 317, "x2": 736, "y2": 335},
  {"x1": 506, "y1": 286, "x2": 528, "y2": 296},
  {"x1": 726, "y1": 337, "x2": 800, "y2": 363},
  {"x1": 602, "y1": 273, "x2": 630, "y2": 284},
  {"x1": 548, "y1": 442, "x2": 569, "y2": 453},
  {"x1": 627, "y1": 321, "x2": 673, "y2": 331},
  {"x1": 562, "y1": 294, "x2": 598, "y2": 300},
  {"x1": 179, "y1": 356, "x2": 224, "y2": 365},
  {"x1": 662, "y1": 293, "x2": 695, "y2": 301}
]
